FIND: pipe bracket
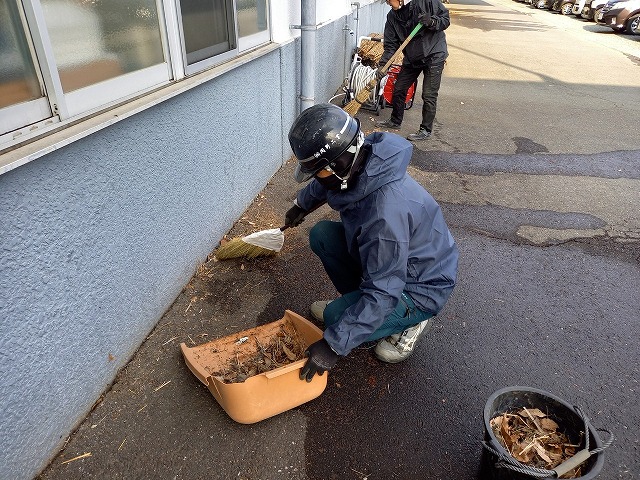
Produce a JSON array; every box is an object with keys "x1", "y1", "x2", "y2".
[{"x1": 290, "y1": 24, "x2": 318, "y2": 31}]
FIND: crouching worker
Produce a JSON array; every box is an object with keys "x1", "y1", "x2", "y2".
[{"x1": 285, "y1": 104, "x2": 459, "y2": 382}]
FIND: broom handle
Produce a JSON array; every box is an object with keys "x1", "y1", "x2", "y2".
[{"x1": 378, "y1": 23, "x2": 424, "y2": 76}]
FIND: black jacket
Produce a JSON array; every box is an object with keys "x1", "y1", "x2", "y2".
[{"x1": 380, "y1": 0, "x2": 450, "y2": 67}]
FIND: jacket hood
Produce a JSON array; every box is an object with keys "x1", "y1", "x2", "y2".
[{"x1": 327, "y1": 132, "x2": 413, "y2": 210}]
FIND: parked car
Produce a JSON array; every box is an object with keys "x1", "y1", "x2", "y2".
[
  {"x1": 572, "y1": 0, "x2": 589, "y2": 15},
  {"x1": 579, "y1": 0, "x2": 592, "y2": 16},
  {"x1": 580, "y1": 0, "x2": 595, "y2": 17},
  {"x1": 552, "y1": 0, "x2": 577, "y2": 14},
  {"x1": 599, "y1": 0, "x2": 640, "y2": 32},
  {"x1": 536, "y1": 0, "x2": 554, "y2": 9},
  {"x1": 589, "y1": 0, "x2": 611, "y2": 21},
  {"x1": 633, "y1": 11, "x2": 640, "y2": 30}
]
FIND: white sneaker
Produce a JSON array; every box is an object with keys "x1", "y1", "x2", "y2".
[
  {"x1": 374, "y1": 319, "x2": 433, "y2": 363},
  {"x1": 310, "y1": 300, "x2": 333, "y2": 322}
]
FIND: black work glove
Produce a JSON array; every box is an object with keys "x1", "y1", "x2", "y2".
[
  {"x1": 375, "y1": 68, "x2": 386, "y2": 80},
  {"x1": 284, "y1": 203, "x2": 307, "y2": 227},
  {"x1": 418, "y1": 11, "x2": 432, "y2": 26},
  {"x1": 300, "y1": 338, "x2": 339, "y2": 382}
]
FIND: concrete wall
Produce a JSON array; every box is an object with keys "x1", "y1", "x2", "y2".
[
  {"x1": 0, "y1": 3, "x2": 385, "y2": 479},
  {"x1": 316, "y1": 4, "x2": 388, "y2": 103}
]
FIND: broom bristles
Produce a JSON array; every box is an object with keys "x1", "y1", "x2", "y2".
[
  {"x1": 343, "y1": 77, "x2": 378, "y2": 116},
  {"x1": 215, "y1": 237, "x2": 278, "y2": 260}
]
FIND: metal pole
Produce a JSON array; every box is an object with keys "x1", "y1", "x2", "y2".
[{"x1": 300, "y1": 0, "x2": 316, "y2": 112}]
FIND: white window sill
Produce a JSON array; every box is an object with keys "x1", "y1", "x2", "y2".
[{"x1": 0, "y1": 41, "x2": 284, "y2": 176}]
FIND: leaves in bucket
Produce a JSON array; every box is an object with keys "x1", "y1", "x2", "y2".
[
  {"x1": 212, "y1": 325, "x2": 308, "y2": 383},
  {"x1": 490, "y1": 408, "x2": 584, "y2": 479}
]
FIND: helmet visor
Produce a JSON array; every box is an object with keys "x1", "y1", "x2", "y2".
[{"x1": 294, "y1": 163, "x2": 316, "y2": 183}]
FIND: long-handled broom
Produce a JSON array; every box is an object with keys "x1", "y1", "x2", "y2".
[{"x1": 343, "y1": 23, "x2": 424, "y2": 117}]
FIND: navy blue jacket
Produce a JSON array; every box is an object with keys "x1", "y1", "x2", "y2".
[{"x1": 296, "y1": 132, "x2": 459, "y2": 356}]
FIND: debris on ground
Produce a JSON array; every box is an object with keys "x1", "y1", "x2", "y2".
[{"x1": 490, "y1": 407, "x2": 584, "y2": 479}]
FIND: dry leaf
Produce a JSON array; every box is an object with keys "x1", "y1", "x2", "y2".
[
  {"x1": 514, "y1": 442, "x2": 535, "y2": 463},
  {"x1": 534, "y1": 442, "x2": 553, "y2": 463},
  {"x1": 281, "y1": 343, "x2": 297, "y2": 361},
  {"x1": 500, "y1": 414, "x2": 514, "y2": 449},
  {"x1": 520, "y1": 408, "x2": 547, "y2": 418},
  {"x1": 522, "y1": 408, "x2": 545, "y2": 434},
  {"x1": 540, "y1": 417, "x2": 559, "y2": 431},
  {"x1": 490, "y1": 415, "x2": 503, "y2": 430},
  {"x1": 546, "y1": 446, "x2": 564, "y2": 463}
]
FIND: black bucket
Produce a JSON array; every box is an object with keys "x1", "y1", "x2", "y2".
[{"x1": 481, "y1": 386, "x2": 607, "y2": 480}]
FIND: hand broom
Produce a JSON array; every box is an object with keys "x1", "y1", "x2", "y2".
[
  {"x1": 342, "y1": 23, "x2": 424, "y2": 117},
  {"x1": 215, "y1": 224, "x2": 290, "y2": 260},
  {"x1": 215, "y1": 203, "x2": 326, "y2": 260}
]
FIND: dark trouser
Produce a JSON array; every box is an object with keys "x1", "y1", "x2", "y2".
[
  {"x1": 389, "y1": 60, "x2": 445, "y2": 132},
  {"x1": 309, "y1": 220, "x2": 433, "y2": 341}
]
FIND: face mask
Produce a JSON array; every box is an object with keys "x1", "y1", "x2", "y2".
[
  {"x1": 316, "y1": 131, "x2": 366, "y2": 191},
  {"x1": 316, "y1": 173, "x2": 345, "y2": 190}
]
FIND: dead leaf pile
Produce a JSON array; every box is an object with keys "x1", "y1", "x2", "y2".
[
  {"x1": 490, "y1": 407, "x2": 584, "y2": 479},
  {"x1": 212, "y1": 326, "x2": 307, "y2": 383}
]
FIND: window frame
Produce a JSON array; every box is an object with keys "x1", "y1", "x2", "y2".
[
  {"x1": 32, "y1": 0, "x2": 174, "y2": 120},
  {"x1": 175, "y1": 0, "x2": 240, "y2": 76},
  {"x1": 0, "y1": 0, "x2": 53, "y2": 135},
  {"x1": 236, "y1": 0, "x2": 271, "y2": 51},
  {"x1": 0, "y1": 0, "x2": 272, "y2": 155}
]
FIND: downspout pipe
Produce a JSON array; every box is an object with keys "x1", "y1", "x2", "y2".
[
  {"x1": 300, "y1": 0, "x2": 316, "y2": 112},
  {"x1": 352, "y1": 3, "x2": 360, "y2": 45}
]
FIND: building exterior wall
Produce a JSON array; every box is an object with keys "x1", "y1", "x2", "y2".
[{"x1": 0, "y1": 3, "x2": 385, "y2": 479}]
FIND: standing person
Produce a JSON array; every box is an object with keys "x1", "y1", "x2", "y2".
[
  {"x1": 375, "y1": 0, "x2": 450, "y2": 141},
  {"x1": 284, "y1": 104, "x2": 459, "y2": 382}
]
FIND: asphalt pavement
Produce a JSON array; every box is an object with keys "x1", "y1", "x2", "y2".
[{"x1": 38, "y1": 0, "x2": 639, "y2": 479}]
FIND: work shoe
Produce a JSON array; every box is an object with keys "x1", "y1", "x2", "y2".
[
  {"x1": 310, "y1": 300, "x2": 333, "y2": 323},
  {"x1": 375, "y1": 119, "x2": 401, "y2": 130},
  {"x1": 407, "y1": 128, "x2": 431, "y2": 141},
  {"x1": 374, "y1": 318, "x2": 433, "y2": 363}
]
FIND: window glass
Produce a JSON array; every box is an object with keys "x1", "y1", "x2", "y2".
[
  {"x1": 40, "y1": 0, "x2": 165, "y2": 92},
  {"x1": 237, "y1": 0, "x2": 267, "y2": 38},
  {"x1": 0, "y1": 0, "x2": 42, "y2": 109},
  {"x1": 180, "y1": 0, "x2": 236, "y2": 65}
]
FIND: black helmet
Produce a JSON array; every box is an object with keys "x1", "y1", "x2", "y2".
[{"x1": 289, "y1": 103, "x2": 361, "y2": 183}]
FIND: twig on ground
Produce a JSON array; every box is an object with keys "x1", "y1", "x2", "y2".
[
  {"x1": 60, "y1": 452, "x2": 92, "y2": 464},
  {"x1": 154, "y1": 380, "x2": 171, "y2": 392}
]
